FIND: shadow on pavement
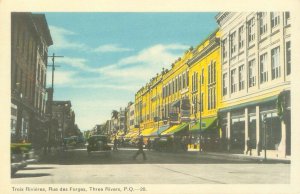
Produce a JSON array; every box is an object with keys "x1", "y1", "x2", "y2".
[
  {"x1": 36, "y1": 148, "x2": 282, "y2": 165},
  {"x1": 21, "y1": 167, "x2": 55, "y2": 170},
  {"x1": 12, "y1": 173, "x2": 51, "y2": 179}
]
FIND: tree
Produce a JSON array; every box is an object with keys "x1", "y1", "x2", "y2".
[{"x1": 111, "y1": 110, "x2": 119, "y2": 119}]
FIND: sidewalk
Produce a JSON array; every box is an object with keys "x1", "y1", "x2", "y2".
[{"x1": 187, "y1": 150, "x2": 291, "y2": 164}]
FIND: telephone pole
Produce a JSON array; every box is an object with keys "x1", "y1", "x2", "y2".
[
  {"x1": 48, "y1": 53, "x2": 64, "y2": 95},
  {"x1": 46, "y1": 53, "x2": 63, "y2": 151}
]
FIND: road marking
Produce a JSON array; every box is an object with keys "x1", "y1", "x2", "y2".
[{"x1": 153, "y1": 164, "x2": 226, "y2": 184}]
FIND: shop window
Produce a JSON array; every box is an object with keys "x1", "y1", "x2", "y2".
[
  {"x1": 261, "y1": 112, "x2": 282, "y2": 150},
  {"x1": 248, "y1": 115, "x2": 257, "y2": 149},
  {"x1": 231, "y1": 117, "x2": 245, "y2": 151}
]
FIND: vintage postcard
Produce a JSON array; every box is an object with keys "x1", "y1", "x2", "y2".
[{"x1": 1, "y1": 0, "x2": 300, "y2": 194}]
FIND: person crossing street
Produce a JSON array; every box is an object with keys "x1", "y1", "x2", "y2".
[{"x1": 133, "y1": 136, "x2": 147, "y2": 160}]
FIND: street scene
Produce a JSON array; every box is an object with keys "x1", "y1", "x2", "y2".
[
  {"x1": 12, "y1": 147, "x2": 289, "y2": 184},
  {"x1": 10, "y1": 12, "x2": 291, "y2": 185}
]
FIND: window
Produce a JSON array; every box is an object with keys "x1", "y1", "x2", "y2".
[
  {"x1": 238, "y1": 65, "x2": 245, "y2": 91},
  {"x1": 260, "y1": 53, "x2": 268, "y2": 83},
  {"x1": 271, "y1": 46, "x2": 280, "y2": 79},
  {"x1": 248, "y1": 18, "x2": 255, "y2": 43},
  {"x1": 260, "y1": 12, "x2": 268, "y2": 35},
  {"x1": 223, "y1": 73, "x2": 228, "y2": 96},
  {"x1": 201, "y1": 93, "x2": 204, "y2": 112},
  {"x1": 201, "y1": 68, "x2": 204, "y2": 84},
  {"x1": 178, "y1": 76, "x2": 182, "y2": 90},
  {"x1": 192, "y1": 73, "x2": 198, "y2": 92},
  {"x1": 172, "y1": 80, "x2": 174, "y2": 94},
  {"x1": 208, "y1": 61, "x2": 216, "y2": 84},
  {"x1": 286, "y1": 41, "x2": 291, "y2": 75},
  {"x1": 230, "y1": 31, "x2": 237, "y2": 56},
  {"x1": 248, "y1": 59, "x2": 256, "y2": 87},
  {"x1": 222, "y1": 38, "x2": 228, "y2": 59},
  {"x1": 186, "y1": 71, "x2": 189, "y2": 86},
  {"x1": 271, "y1": 12, "x2": 280, "y2": 28},
  {"x1": 285, "y1": 12, "x2": 290, "y2": 25},
  {"x1": 231, "y1": 69, "x2": 237, "y2": 93},
  {"x1": 238, "y1": 26, "x2": 244, "y2": 49},
  {"x1": 208, "y1": 64, "x2": 211, "y2": 84}
]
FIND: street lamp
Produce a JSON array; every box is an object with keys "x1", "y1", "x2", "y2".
[
  {"x1": 263, "y1": 114, "x2": 267, "y2": 161},
  {"x1": 199, "y1": 76, "x2": 202, "y2": 152}
]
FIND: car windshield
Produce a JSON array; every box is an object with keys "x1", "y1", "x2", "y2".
[{"x1": 89, "y1": 136, "x2": 107, "y2": 143}]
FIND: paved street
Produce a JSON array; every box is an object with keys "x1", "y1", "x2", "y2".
[{"x1": 11, "y1": 148, "x2": 290, "y2": 184}]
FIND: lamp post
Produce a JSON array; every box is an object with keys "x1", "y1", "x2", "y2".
[
  {"x1": 199, "y1": 76, "x2": 202, "y2": 152},
  {"x1": 263, "y1": 114, "x2": 267, "y2": 161}
]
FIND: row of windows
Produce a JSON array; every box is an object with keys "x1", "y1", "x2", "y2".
[
  {"x1": 222, "y1": 12, "x2": 290, "y2": 60},
  {"x1": 162, "y1": 71, "x2": 189, "y2": 98},
  {"x1": 223, "y1": 42, "x2": 291, "y2": 96}
]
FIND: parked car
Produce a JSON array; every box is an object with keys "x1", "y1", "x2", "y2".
[
  {"x1": 11, "y1": 143, "x2": 38, "y2": 176},
  {"x1": 87, "y1": 135, "x2": 111, "y2": 155}
]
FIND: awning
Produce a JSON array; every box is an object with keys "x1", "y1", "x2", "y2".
[
  {"x1": 219, "y1": 95, "x2": 278, "y2": 113},
  {"x1": 150, "y1": 124, "x2": 170, "y2": 136},
  {"x1": 124, "y1": 131, "x2": 139, "y2": 139},
  {"x1": 161, "y1": 122, "x2": 189, "y2": 136},
  {"x1": 172, "y1": 100, "x2": 180, "y2": 107},
  {"x1": 141, "y1": 127, "x2": 157, "y2": 137},
  {"x1": 190, "y1": 117, "x2": 217, "y2": 132}
]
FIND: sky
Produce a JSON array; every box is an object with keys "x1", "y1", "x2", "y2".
[{"x1": 44, "y1": 12, "x2": 218, "y2": 131}]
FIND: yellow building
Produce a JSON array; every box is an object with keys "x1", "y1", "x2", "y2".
[{"x1": 186, "y1": 29, "x2": 222, "y2": 151}]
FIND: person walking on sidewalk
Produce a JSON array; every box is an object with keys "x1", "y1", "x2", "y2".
[
  {"x1": 246, "y1": 137, "x2": 252, "y2": 156},
  {"x1": 133, "y1": 136, "x2": 147, "y2": 160}
]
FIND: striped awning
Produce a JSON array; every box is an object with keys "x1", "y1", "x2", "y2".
[
  {"x1": 161, "y1": 122, "x2": 189, "y2": 136},
  {"x1": 190, "y1": 117, "x2": 217, "y2": 132},
  {"x1": 141, "y1": 127, "x2": 157, "y2": 137},
  {"x1": 150, "y1": 124, "x2": 170, "y2": 136}
]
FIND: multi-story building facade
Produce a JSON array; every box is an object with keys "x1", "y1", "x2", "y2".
[
  {"x1": 216, "y1": 12, "x2": 291, "y2": 158},
  {"x1": 187, "y1": 30, "x2": 223, "y2": 150},
  {"x1": 52, "y1": 101, "x2": 75, "y2": 140},
  {"x1": 126, "y1": 102, "x2": 135, "y2": 132},
  {"x1": 11, "y1": 13, "x2": 53, "y2": 144},
  {"x1": 162, "y1": 50, "x2": 193, "y2": 124}
]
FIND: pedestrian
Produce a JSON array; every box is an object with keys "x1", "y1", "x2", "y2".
[
  {"x1": 246, "y1": 137, "x2": 252, "y2": 156},
  {"x1": 133, "y1": 136, "x2": 146, "y2": 160},
  {"x1": 113, "y1": 137, "x2": 118, "y2": 151},
  {"x1": 147, "y1": 137, "x2": 151, "y2": 150}
]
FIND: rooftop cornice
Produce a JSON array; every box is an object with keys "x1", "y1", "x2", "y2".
[{"x1": 187, "y1": 36, "x2": 220, "y2": 67}]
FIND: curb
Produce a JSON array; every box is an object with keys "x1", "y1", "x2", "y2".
[{"x1": 203, "y1": 152, "x2": 291, "y2": 164}]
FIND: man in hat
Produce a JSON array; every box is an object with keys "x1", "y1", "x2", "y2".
[{"x1": 133, "y1": 136, "x2": 146, "y2": 160}]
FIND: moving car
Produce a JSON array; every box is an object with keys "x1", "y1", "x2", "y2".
[{"x1": 87, "y1": 135, "x2": 111, "y2": 155}]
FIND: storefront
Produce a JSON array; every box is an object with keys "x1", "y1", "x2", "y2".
[{"x1": 219, "y1": 91, "x2": 291, "y2": 158}]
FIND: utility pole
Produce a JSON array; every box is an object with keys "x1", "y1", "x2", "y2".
[
  {"x1": 48, "y1": 53, "x2": 64, "y2": 94},
  {"x1": 47, "y1": 53, "x2": 64, "y2": 150}
]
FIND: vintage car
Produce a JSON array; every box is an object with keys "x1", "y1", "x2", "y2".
[
  {"x1": 87, "y1": 135, "x2": 111, "y2": 155},
  {"x1": 11, "y1": 143, "x2": 38, "y2": 176}
]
